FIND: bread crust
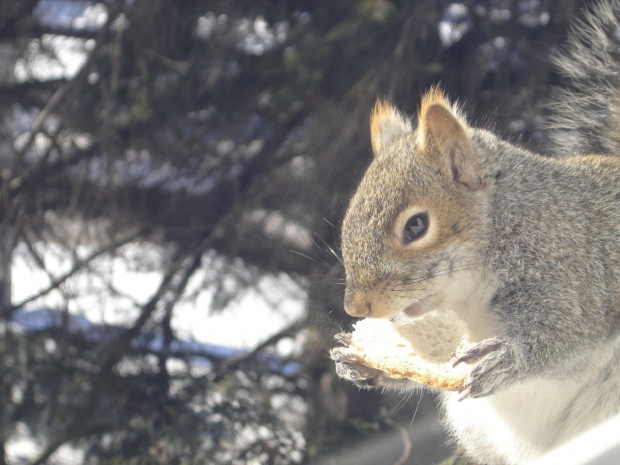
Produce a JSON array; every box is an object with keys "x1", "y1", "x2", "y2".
[{"x1": 334, "y1": 310, "x2": 473, "y2": 391}]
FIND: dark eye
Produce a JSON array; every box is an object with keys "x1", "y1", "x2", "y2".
[{"x1": 403, "y1": 212, "x2": 428, "y2": 243}]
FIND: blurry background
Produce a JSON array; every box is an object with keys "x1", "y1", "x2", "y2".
[{"x1": 0, "y1": 1, "x2": 591, "y2": 464}]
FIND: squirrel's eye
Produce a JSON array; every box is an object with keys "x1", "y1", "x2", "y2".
[{"x1": 403, "y1": 212, "x2": 428, "y2": 243}]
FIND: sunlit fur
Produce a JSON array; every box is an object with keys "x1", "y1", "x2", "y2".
[
  {"x1": 548, "y1": 0, "x2": 620, "y2": 155},
  {"x1": 415, "y1": 85, "x2": 468, "y2": 152},
  {"x1": 339, "y1": 2, "x2": 620, "y2": 463},
  {"x1": 370, "y1": 99, "x2": 413, "y2": 157}
]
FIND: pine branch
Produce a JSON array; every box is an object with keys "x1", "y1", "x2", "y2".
[
  {"x1": 8, "y1": 227, "x2": 143, "y2": 316},
  {"x1": 26, "y1": 233, "x2": 212, "y2": 465}
]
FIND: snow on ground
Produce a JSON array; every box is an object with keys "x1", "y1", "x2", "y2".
[
  {"x1": 12, "y1": 241, "x2": 306, "y2": 351},
  {"x1": 8, "y1": 241, "x2": 306, "y2": 465},
  {"x1": 7, "y1": 423, "x2": 84, "y2": 465}
]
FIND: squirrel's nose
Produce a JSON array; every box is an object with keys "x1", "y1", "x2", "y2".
[{"x1": 344, "y1": 287, "x2": 371, "y2": 317}]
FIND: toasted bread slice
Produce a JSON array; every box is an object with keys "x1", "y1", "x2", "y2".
[{"x1": 336, "y1": 309, "x2": 473, "y2": 391}]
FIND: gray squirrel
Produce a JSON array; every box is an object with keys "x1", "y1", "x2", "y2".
[{"x1": 331, "y1": 1, "x2": 620, "y2": 463}]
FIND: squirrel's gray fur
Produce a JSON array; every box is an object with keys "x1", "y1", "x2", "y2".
[
  {"x1": 549, "y1": 0, "x2": 620, "y2": 155},
  {"x1": 331, "y1": 1, "x2": 620, "y2": 464}
]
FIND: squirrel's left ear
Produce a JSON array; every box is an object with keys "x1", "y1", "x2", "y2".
[
  {"x1": 418, "y1": 92, "x2": 484, "y2": 191},
  {"x1": 370, "y1": 100, "x2": 413, "y2": 156}
]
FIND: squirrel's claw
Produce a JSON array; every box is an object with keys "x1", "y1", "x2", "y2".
[
  {"x1": 456, "y1": 337, "x2": 520, "y2": 399},
  {"x1": 334, "y1": 332, "x2": 353, "y2": 345},
  {"x1": 330, "y1": 346, "x2": 388, "y2": 389},
  {"x1": 454, "y1": 337, "x2": 506, "y2": 367},
  {"x1": 331, "y1": 332, "x2": 384, "y2": 387}
]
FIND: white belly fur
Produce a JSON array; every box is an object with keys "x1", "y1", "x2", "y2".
[{"x1": 440, "y1": 342, "x2": 620, "y2": 464}]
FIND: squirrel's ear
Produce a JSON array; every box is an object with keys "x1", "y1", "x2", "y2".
[
  {"x1": 419, "y1": 99, "x2": 483, "y2": 191},
  {"x1": 370, "y1": 100, "x2": 412, "y2": 156}
]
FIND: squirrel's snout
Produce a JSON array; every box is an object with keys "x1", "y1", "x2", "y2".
[
  {"x1": 344, "y1": 287, "x2": 372, "y2": 317},
  {"x1": 345, "y1": 301, "x2": 371, "y2": 318}
]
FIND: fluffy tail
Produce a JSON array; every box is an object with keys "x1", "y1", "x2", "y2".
[{"x1": 547, "y1": 0, "x2": 620, "y2": 156}]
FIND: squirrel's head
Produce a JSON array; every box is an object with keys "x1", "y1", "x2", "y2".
[{"x1": 341, "y1": 87, "x2": 488, "y2": 319}]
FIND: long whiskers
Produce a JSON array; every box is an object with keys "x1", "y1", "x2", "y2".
[
  {"x1": 390, "y1": 389, "x2": 414, "y2": 415},
  {"x1": 410, "y1": 390, "x2": 424, "y2": 426},
  {"x1": 314, "y1": 230, "x2": 344, "y2": 266},
  {"x1": 391, "y1": 260, "x2": 486, "y2": 292},
  {"x1": 289, "y1": 249, "x2": 332, "y2": 269}
]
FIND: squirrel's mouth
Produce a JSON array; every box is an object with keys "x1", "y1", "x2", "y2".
[{"x1": 402, "y1": 293, "x2": 436, "y2": 318}]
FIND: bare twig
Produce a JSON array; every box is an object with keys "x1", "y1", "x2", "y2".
[
  {"x1": 11, "y1": 227, "x2": 142, "y2": 314},
  {"x1": 215, "y1": 316, "x2": 307, "y2": 376}
]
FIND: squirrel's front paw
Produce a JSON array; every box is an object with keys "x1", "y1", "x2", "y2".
[
  {"x1": 455, "y1": 337, "x2": 519, "y2": 399},
  {"x1": 330, "y1": 346, "x2": 390, "y2": 389}
]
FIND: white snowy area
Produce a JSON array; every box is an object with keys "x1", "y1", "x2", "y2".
[
  {"x1": 12, "y1": 240, "x2": 307, "y2": 351},
  {"x1": 7, "y1": 423, "x2": 85, "y2": 465},
  {"x1": 8, "y1": 241, "x2": 307, "y2": 465}
]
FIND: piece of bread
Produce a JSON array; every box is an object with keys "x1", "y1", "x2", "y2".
[{"x1": 337, "y1": 309, "x2": 473, "y2": 391}]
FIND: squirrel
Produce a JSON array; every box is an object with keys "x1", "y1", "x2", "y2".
[{"x1": 332, "y1": 1, "x2": 620, "y2": 464}]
